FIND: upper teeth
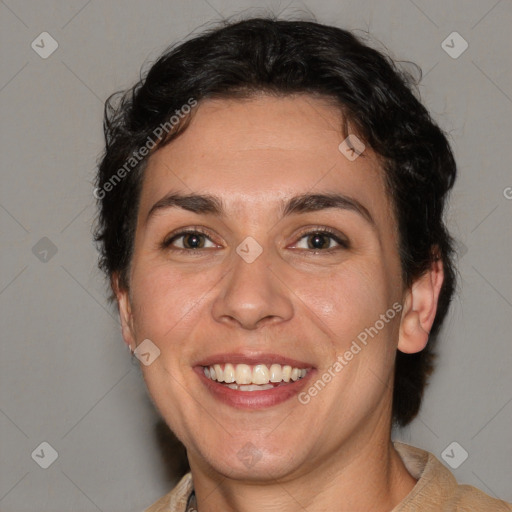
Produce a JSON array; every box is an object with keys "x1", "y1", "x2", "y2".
[{"x1": 203, "y1": 363, "x2": 307, "y2": 385}]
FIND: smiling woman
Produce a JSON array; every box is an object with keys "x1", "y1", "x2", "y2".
[{"x1": 94, "y1": 17, "x2": 511, "y2": 512}]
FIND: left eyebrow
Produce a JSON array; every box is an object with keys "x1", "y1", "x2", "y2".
[
  {"x1": 281, "y1": 192, "x2": 375, "y2": 227},
  {"x1": 145, "y1": 191, "x2": 375, "y2": 228}
]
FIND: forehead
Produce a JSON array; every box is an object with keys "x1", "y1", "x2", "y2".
[{"x1": 140, "y1": 94, "x2": 392, "y2": 224}]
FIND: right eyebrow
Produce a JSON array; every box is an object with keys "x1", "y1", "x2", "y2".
[{"x1": 145, "y1": 192, "x2": 224, "y2": 225}]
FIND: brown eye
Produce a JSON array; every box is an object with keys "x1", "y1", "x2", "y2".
[
  {"x1": 306, "y1": 233, "x2": 333, "y2": 250},
  {"x1": 162, "y1": 230, "x2": 217, "y2": 250},
  {"x1": 181, "y1": 233, "x2": 206, "y2": 249},
  {"x1": 293, "y1": 229, "x2": 349, "y2": 251}
]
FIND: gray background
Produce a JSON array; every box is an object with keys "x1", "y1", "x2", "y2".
[{"x1": 1, "y1": 0, "x2": 511, "y2": 511}]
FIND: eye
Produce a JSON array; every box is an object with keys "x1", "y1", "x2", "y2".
[
  {"x1": 160, "y1": 227, "x2": 348, "y2": 253},
  {"x1": 162, "y1": 229, "x2": 218, "y2": 250},
  {"x1": 292, "y1": 228, "x2": 349, "y2": 252}
]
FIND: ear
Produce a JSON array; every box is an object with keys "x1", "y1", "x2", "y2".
[
  {"x1": 398, "y1": 258, "x2": 444, "y2": 354},
  {"x1": 112, "y1": 273, "x2": 136, "y2": 352}
]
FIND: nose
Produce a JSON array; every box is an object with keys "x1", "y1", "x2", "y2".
[{"x1": 211, "y1": 246, "x2": 294, "y2": 330}]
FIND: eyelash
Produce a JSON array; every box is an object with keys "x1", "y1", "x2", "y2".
[{"x1": 160, "y1": 226, "x2": 349, "y2": 254}]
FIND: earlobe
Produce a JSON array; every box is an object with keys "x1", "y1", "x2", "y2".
[
  {"x1": 398, "y1": 258, "x2": 444, "y2": 354},
  {"x1": 112, "y1": 273, "x2": 136, "y2": 351}
]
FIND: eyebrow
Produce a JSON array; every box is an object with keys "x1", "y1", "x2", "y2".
[{"x1": 145, "y1": 191, "x2": 375, "y2": 227}]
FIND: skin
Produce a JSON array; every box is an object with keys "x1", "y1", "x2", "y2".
[{"x1": 115, "y1": 94, "x2": 444, "y2": 511}]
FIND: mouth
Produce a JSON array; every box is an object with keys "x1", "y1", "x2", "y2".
[
  {"x1": 194, "y1": 354, "x2": 314, "y2": 409},
  {"x1": 203, "y1": 362, "x2": 307, "y2": 389}
]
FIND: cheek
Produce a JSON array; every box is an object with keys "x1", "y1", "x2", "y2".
[
  {"x1": 295, "y1": 264, "x2": 393, "y2": 349},
  {"x1": 128, "y1": 261, "x2": 207, "y2": 345}
]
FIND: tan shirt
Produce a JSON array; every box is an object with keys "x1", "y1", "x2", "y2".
[{"x1": 144, "y1": 442, "x2": 512, "y2": 511}]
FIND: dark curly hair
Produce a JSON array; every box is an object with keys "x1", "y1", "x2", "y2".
[{"x1": 94, "y1": 17, "x2": 457, "y2": 427}]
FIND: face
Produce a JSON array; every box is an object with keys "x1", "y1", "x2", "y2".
[{"x1": 118, "y1": 94, "x2": 407, "y2": 481}]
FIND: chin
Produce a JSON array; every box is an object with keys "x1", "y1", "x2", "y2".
[{"x1": 190, "y1": 435, "x2": 310, "y2": 482}]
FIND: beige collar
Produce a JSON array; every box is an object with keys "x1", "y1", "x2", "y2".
[{"x1": 144, "y1": 441, "x2": 511, "y2": 511}]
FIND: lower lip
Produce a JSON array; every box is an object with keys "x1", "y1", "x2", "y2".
[{"x1": 195, "y1": 367, "x2": 314, "y2": 409}]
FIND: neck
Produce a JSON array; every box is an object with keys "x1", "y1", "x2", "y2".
[{"x1": 188, "y1": 420, "x2": 416, "y2": 512}]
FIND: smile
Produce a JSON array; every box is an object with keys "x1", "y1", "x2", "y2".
[
  {"x1": 195, "y1": 354, "x2": 314, "y2": 409},
  {"x1": 203, "y1": 363, "x2": 308, "y2": 390}
]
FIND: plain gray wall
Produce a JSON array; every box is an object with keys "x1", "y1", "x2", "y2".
[{"x1": 1, "y1": 1, "x2": 511, "y2": 511}]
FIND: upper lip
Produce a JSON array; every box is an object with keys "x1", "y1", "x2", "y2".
[{"x1": 194, "y1": 352, "x2": 314, "y2": 369}]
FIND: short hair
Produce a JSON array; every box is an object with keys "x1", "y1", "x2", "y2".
[{"x1": 94, "y1": 17, "x2": 457, "y2": 427}]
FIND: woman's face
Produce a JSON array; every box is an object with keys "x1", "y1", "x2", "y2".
[{"x1": 118, "y1": 94, "x2": 405, "y2": 481}]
